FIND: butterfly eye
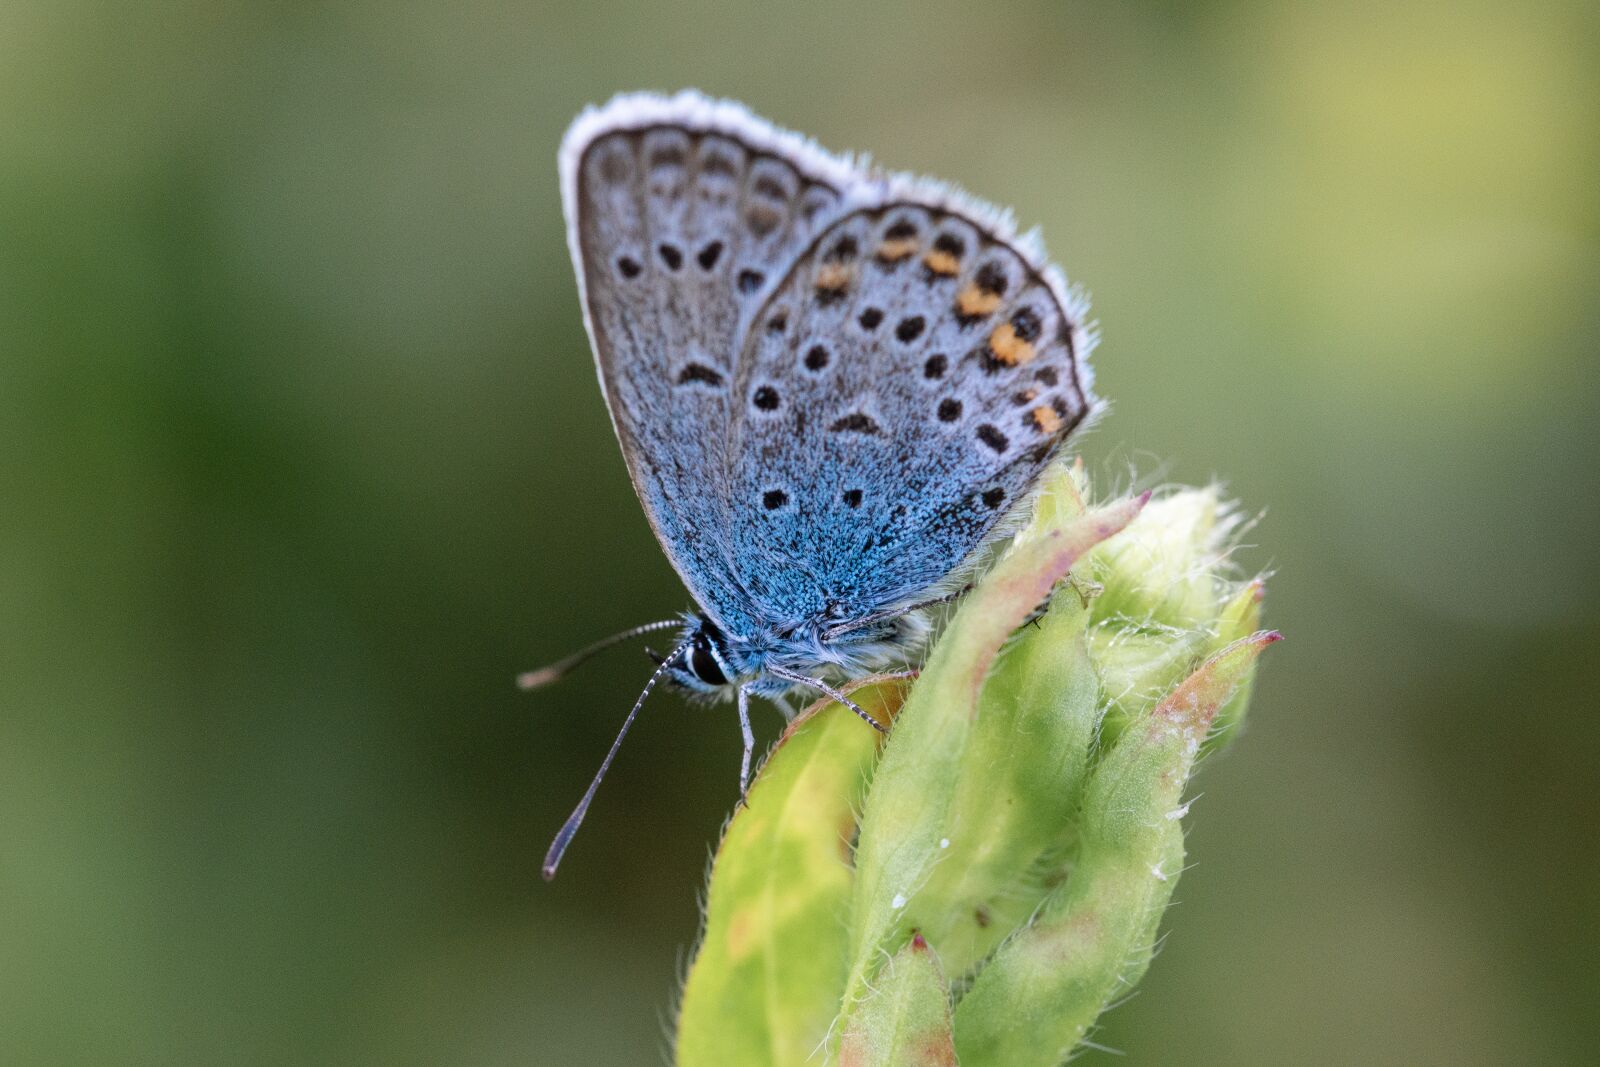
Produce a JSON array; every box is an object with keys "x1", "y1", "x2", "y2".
[{"x1": 688, "y1": 634, "x2": 728, "y2": 686}]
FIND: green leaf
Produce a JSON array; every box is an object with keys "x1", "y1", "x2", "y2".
[
  {"x1": 908, "y1": 581, "x2": 1099, "y2": 977},
  {"x1": 1087, "y1": 626, "x2": 1206, "y2": 749},
  {"x1": 838, "y1": 934, "x2": 958, "y2": 1067},
  {"x1": 891, "y1": 465, "x2": 1103, "y2": 975},
  {"x1": 1202, "y1": 578, "x2": 1267, "y2": 754},
  {"x1": 676, "y1": 679, "x2": 908, "y2": 1067},
  {"x1": 838, "y1": 494, "x2": 1149, "y2": 1034},
  {"x1": 952, "y1": 632, "x2": 1280, "y2": 1066}
]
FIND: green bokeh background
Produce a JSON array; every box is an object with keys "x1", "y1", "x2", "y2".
[{"x1": 5, "y1": 2, "x2": 1597, "y2": 1063}]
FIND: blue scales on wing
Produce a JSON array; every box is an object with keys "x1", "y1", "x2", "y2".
[
  {"x1": 562, "y1": 99, "x2": 855, "y2": 636},
  {"x1": 722, "y1": 202, "x2": 1095, "y2": 633}
]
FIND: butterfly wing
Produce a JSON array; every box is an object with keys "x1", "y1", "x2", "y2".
[
  {"x1": 723, "y1": 197, "x2": 1098, "y2": 630},
  {"x1": 560, "y1": 92, "x2": 864, "y2": 633}
]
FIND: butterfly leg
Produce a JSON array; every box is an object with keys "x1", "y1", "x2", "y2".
[
  {"x1": 737, "y1": 684, "x2": 755, "y2": 799},
  {"x1": 764, "y1": 664, "x2": 888, "y2": 735}
]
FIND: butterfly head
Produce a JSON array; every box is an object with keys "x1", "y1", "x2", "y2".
[{"x1": 651, "y1": 614, "x2": 746, "y2": 697}]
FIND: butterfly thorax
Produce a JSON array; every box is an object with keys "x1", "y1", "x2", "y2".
[{"x1": 663, "y1": 610, "x2": 927, "y2": 701}]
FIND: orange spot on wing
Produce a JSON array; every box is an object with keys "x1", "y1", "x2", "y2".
[
  {"x1": 956, "y1": 283, "x2": 1004, "y2": 318},
  {"x1": 988, "y1": 322, "x2": 1038, "y2": 366},
  {"x1": 876, "y1": 236, "x2": 918, "y2": 262},
  {"x1": 814, "y1": 263, "x2": 854, "y2": 292},
  {"x1": 1030, "y1": 404, "x2": 1064, "y2": 433},
  {"x1": 922, "y1": 249, "x2": 960, "y2": 276}
]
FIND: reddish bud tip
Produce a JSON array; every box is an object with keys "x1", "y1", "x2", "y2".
[{"x1": 911, "y1": 931, "x2": 928, "y2": 951}]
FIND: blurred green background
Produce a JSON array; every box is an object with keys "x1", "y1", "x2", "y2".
[{"x1": 4, "y1": 1, "x2": 1597, "y2": 1063}]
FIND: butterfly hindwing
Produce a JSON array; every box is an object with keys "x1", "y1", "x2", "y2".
[
  {"x1": 561, "y1": 94, "x2": 859, "y2": 632},
  {"x1": 723, "y1": 200, "x2": 1095, "y2": 630}
]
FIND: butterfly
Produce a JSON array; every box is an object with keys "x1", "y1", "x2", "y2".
[{"x1": 528, "y1": 91, "x2": 1099, "y2": 877}]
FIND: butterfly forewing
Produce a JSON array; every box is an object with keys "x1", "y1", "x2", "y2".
[
  {"x1": 723, "y1": 201, "x2": 1094, "y2": 630},
  {"x1": 561, "y1": 96, "x2": 858, "y2": 632}
]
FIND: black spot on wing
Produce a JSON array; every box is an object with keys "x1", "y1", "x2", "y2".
[
  {"x1": 677, "y1": 363, "x2": 724, "y2": 387},
  {"x1": 752, "y1": 385, "x2": 780, "y2": 411},
  {"x1": 896, "y1": 316, "x2": 925, "y2": 343},
  {"x1": 974, "y1": 260, "x2": 1008, "y2": 295},
  {"x1": 976, "y1": 423, "x2": 1009, "y2": 452},
  {"x1": 829, "y1": 413, "x2": 881, "y2": 435}
]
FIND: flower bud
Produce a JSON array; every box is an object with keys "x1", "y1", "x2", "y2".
[{"x1": 675, "y1": 465, "x2": 1277, "y2": 1067}]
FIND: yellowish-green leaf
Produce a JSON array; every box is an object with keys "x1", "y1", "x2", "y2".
[{"x1": 676, "y1": 679, "x2": 907, "y2": 1067}]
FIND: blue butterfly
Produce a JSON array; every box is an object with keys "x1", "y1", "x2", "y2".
[{"x1": 529, "y1": 91, "x2": 1098, "y2": 877}]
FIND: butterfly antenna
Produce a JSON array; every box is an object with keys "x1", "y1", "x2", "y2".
[
  {"x1": 517, "y1": 619, "x2": 682, "y2": 690},
  {"x1": 542, "y1": 634, "x2": 692, "y2": 880}
]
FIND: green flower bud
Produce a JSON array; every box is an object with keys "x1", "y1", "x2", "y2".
[
  {"x1": 1085, "y1": 485, "x2": 1264, "y2": 746},
  {"x1": 1088, "y1": 486, "x2": 1235, "y2": 630},
  {"x1": 839, "y1": 491, "x2": 1148, "y2": 1027},
  {"x1": 838, "y1": 933, "x2": 956, "y2": 1067},
  {"x1": 675, "y1": 465, "x2": 1278, "y2": 1067},
  {"x1": 951, "y1": 632, "x2": 1279, "y2": 1066}
]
